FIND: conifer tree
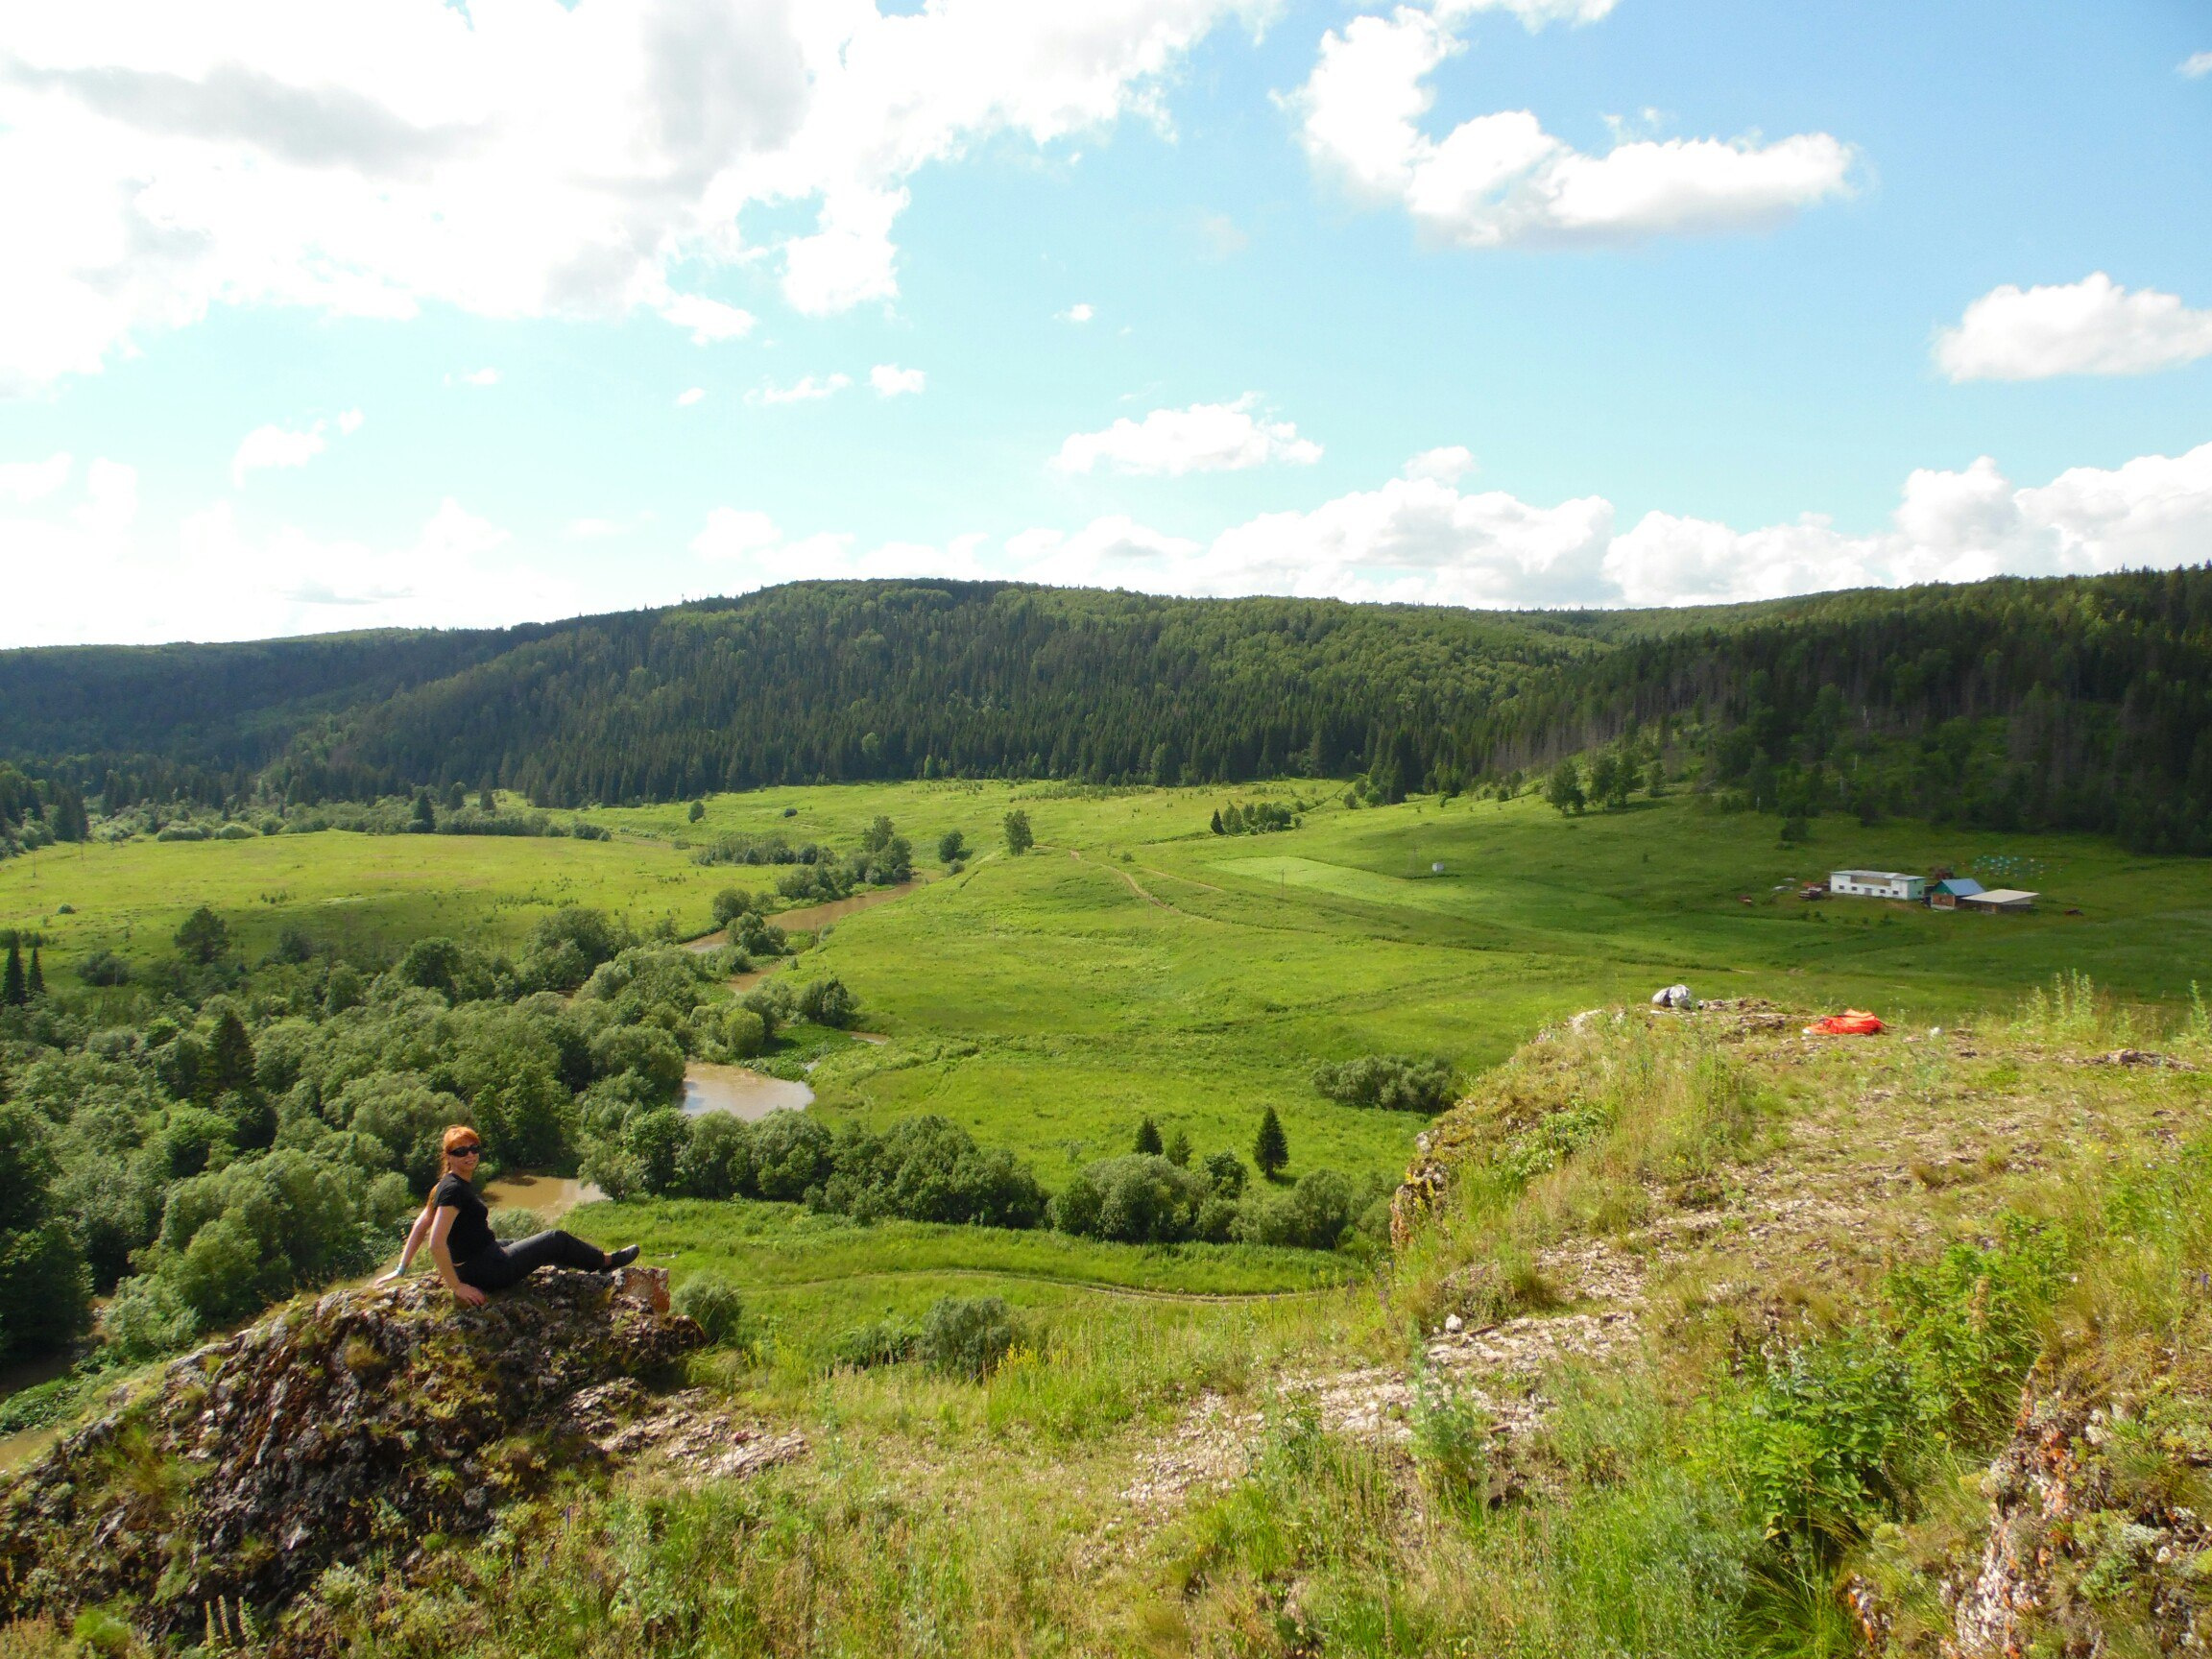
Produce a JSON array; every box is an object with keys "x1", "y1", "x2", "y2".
[
  {"x1": 1165, "y1": 1129, "x2": 1191, "y2": 1167},
  {"x1": 204, "y1": 1007, "x2": 256, "y2": 1100},
  {"x1": 25, "y1": 947, "x2": 43, "y2": 999},
  {"x1": 1253, "y1": 1107, "x2": 1288, "y2": 1180},
  {"x1": 1133, "y1": 1116, "x2": 1163, "y2": 1156},
  {"x1": 1, "y1": 940, "x2": 23, "y2": 1007},
  {"x1": 1210, "y1": 808, "x2": 1223, "y2": 834}
]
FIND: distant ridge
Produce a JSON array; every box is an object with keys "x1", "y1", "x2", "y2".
[{"x1": 2, "y1": 569, "x2": 2207, "y2": 853}]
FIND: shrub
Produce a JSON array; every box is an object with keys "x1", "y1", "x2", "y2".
[
  {"x1": 921, "y1": 1294, "x2": 1020, "y2": 1380},
  {"x1": 1233, "y1": 1168, "x2": 1358, "y2": 1250},
  {"x1": 1310, "y1": 1054, "x2": 1457, "y2": 1113},
  {"x1": 798, "y1": 977, "x2": 857, "y2": 1028},
  {"x1": 1203, "y1": 1150, "x2": 1249, "y2": 1197},
  {"x1": 830, "y1": 1315, "x2": 920, "y2": 1371},
  {"x1": 721, "y1": 1005, "x2": 767, "y2": 1058},
  {"x1": 815, "y1": 1115, "x2": 1046, "y2": 1228},
  {"x1": 97, "y1": 1274, "x2": 201, "y2": 1364},
  {"x1": 1052, "y1": 1154, "x2": 1211, "y2": 1244},
  {"x1": 77, "y1": 949, "x2": 131, "y2": 987},
  {"x1": 749, "y1": 1112, "x2": 835, "y2": 1202},
  {"x1": 674, "y1": 1272, "x2": 746, "y2": 1347}
]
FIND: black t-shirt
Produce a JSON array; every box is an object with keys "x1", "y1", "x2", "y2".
[{"x1": 433, "y1": 1173, "x2": 495, "y2": 1263}]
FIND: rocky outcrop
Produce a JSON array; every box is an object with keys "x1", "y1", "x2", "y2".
[
  {"x1": 0, "y1": 1267, "x2": 709, "y2": 1640},
  {"x1": 1942, "y1": 1387, "x2": 2211, "y2": 1658}
]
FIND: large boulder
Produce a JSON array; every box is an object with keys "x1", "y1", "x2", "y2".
[{"x1": 0, "y1": 1267, "x2": 705, "y2": 1639}]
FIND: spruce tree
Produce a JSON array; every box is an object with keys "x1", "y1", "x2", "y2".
[
  {"x1": 1210, "y1": 808, "x2": 1223, "y2": 834},
  {"x1": 1165, "y1": 1129, "x2": 1191, "y2": 1167},
  {"x1": 1253, "y1": 1107, "x2": 1288, "y2": 1180},
  {"x1": 1, "y1": 941, "x2": 23, "y2": 1007},
  {"x1": 1133, "y1": 1116, "x2": 1163, "y2": 1156},
  {"x1": 204, "y1": 1007, "x2": 256, "y2": 1099},
  {"x1": 25, "y1": 947, "x2": 43, "y2": 999}
]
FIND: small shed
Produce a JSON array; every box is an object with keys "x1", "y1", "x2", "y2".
[
  {"x1": 1929, "y1": 878, "x2": 1984, "y2": 910},
  {"x1": 1960, "y1": 887, "x2": 2038, "y2": 913},
  {"x1": 1830, "y1": 869, "x2": 1927, "y2": 902}
]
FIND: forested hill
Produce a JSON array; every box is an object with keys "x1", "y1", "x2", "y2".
[{"x1": 2, "y1": 568, "x2": 2208, "y2": 853}]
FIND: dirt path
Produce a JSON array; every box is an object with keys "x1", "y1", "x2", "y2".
[{"x1": 1067, "y1": 848, "x2": 1178, "y2": 912}]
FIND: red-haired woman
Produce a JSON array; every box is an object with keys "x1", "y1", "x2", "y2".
[{"x1": 381, "y1": 1126, "x2": 637, "y2": 1306}]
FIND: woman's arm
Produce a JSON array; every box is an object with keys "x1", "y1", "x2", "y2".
[
  {"x1": 427, "y1": 1203, "x2": 487, "y2": 1307},
  {"x1": 377, "y1": 1195, "x2": 439, "y2": 1284}
]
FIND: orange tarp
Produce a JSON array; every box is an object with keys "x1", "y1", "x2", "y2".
[{"x1": 1803, "y1": 1010, "x2": 1885, "y2": 1036}]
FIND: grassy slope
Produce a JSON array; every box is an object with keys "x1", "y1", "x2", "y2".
[{"x1": 219, "y1": 985, "x2": 2212, "y2": 1659}]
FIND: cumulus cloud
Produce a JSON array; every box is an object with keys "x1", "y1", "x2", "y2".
[
  {"x1": 1053, "y1": 394, "x2": 1322, "y2": 475},
  {"x1": 1934, "y1": 273, "x2": 2212, "y2": 381},
  {"x1": 0, "y1": 0, "x2": 1250, "y2": 389},
  {"x1": 870, "y1": 363, "x2": 926, "y2": 397},
  {"x1": 691, "y1": 504, "x2": 989, "y2": 590},
  {"x1": 1007, "y1": 441, "x2": 2212, "y2": 611},
  {"x1": 748, "y1": 372, "x2": 851, "y2": 406},
  {"x1": 230, "y1": 411, "x2": 362, "y2": 487},
  {"x1": 2181, "y1": 51, "x2": 2212, "y2": 78},
  {"x1": 676, "y1": 386, "x2": 707, "y2": 406},
  {"x1": 0, "y1": 452, "x2": 71, "y2": 504},
  {"x1": 451, "y1": 367, "x2": 500, "y2": 387},
  {"x1": 0, "y1": 467, "x2": 590, "y2": 646},
  {"x1": 661, "y1": 294, "x2": 756, "y2": 344},
  {"x1": 1403, "y1": 445, "x2": 1475, "y2": 483},
  {"x1": 1294, "y1": 7, "x2": 1853, "y2": 247},
  {"x1": 1059, "y1": 301, "x2": 1096, "y2": 323},
  {"x1": 1432, "y1": 0, "x2": 1619, "y2": 28}
]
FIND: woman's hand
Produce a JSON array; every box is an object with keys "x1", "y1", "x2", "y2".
[
  {"x1": 375, "y1": 1264, "x2": 406, "y2": 1285},
  {"x1": 451, "y1": 1281, "x2": 488, "y2": 1308}
]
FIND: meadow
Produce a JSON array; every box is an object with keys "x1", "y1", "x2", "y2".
[{"x1": 5, "y1": 780, "x2": 2204, "y2": 1202}]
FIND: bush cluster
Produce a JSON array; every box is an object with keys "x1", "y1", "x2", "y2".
[{"x1": 1311, "y1": 1054, "x2": 1458, "y2": 1114}]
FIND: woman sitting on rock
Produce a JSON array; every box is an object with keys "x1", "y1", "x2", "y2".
[{"x1": 382, "y1": 1126, "x2": 638, "y2": 1306}]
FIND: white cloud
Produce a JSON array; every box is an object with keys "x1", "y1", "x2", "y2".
[
  {"x1": 0, "y1": 452, "x2": 71, "y2": 504},
  {"x1": 748, "y1": 372, "x2": 851, "y2": 406},
  {"x1": 1294, "y1": 8, "x2": 1853, "y2": 247},
  {"x1": 565, "y1": 513, "x2": 650, "y2": 540},
  {"x1": 1004, "y1": 441, "x2": 2212, "y2": 611},
  {"x1": 870, "y1": 363, "x2": 926, "y2": 397},
  {"x1": 676, "y1": 386, "x2": 707, "y2": 406},
  {"x1": 1934, "y1": 273, "x2": 2212, "y2": 381},
  {"x1": 1053, "y1": 394, "x2": 1322, "y2": 475},
  {"x1": 1060, "y1": 301, "x2": 1095, "y2": 324},
  {"x1": 453, "y1": 367, "x2": 500, "y2": 387},
  {"x1": 1403, "y1": 445, "x2": 1475, "y2": 483},
  {"x1": 229, "y1": 411, "x2": 362, "y2": 486},
  {"x1": 231, "y1": 422, "x2": 325, "y2": 486},
  {"x1": 0, "y1": 467, "x2": 591, "y2": 646},
  {"x1": 690, "y1": 505, "x2": 988, "y2": 589},
  {"x1": 2180, "y1": 51, "x2": 2212, "y2": 78},
  {"x1": 660, "y1": 294, "x2": 756, "y2": 344},
  {"x1": 0, "y1": 0, "x2": 1251, "y2": 389},
  {"x1": 1432, "y1": 0, "x2": 1619, "y2": 28}
]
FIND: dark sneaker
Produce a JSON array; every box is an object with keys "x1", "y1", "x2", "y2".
[{"x1": 606, "y1": 1245, "x2": 640, "y2": 1269}]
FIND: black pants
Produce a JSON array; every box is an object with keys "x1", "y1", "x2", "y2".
[{"x1": 456, "y1": 1229, "x2": 607, "y2": 1291}]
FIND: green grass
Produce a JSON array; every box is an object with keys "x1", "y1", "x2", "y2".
[
  {"x1": 8, "y1": 781, "x2": 2204, "y2": 1206},
  {"x1": 580, "y1": 1195, "x2": 1358, "y2": 1369}
]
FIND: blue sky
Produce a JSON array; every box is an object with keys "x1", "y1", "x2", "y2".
[{"x1": 2, "y1": 0, "x2": 2208, "y2": 645}]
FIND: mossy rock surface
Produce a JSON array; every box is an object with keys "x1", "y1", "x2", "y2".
[{"x1": 0, "y1": 1268, "x2": 702, "y2": 1640}]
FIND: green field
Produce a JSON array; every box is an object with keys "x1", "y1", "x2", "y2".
[{"x1": 6, "y1": 781, "x2": 2206, "y2": 1205}]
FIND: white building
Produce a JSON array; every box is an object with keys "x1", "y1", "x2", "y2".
[{"x1": 1830, "y1": 869, "x2": 1926, "y2": 901}]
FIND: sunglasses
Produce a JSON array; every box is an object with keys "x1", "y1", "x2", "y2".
[{"x1": 452, "y1": 1145, "x2": 483, "y2": 1158}]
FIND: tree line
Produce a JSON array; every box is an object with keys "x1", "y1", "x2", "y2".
[{"x1": 3, "y1": 569, "x2": 2208, "y2": 854}]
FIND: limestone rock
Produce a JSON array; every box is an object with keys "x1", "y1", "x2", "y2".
[{"x1": 0, "y1": 1266, "x2": 708, "y2": 1639}]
